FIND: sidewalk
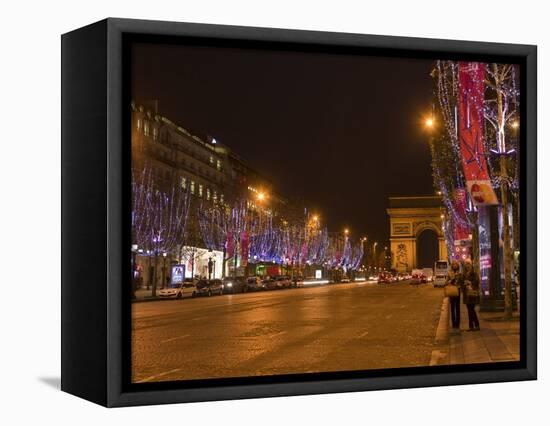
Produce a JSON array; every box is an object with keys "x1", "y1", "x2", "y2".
[
  {"x1": 430, "y1": 298, "x2": 520, "y2": 366},
  {"x1": 132, "y1": 287, "x2": 170, "y2": 302}
]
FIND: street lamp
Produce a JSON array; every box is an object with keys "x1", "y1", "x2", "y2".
[
  {"x1": 131, "y1": 244, "x2": 138, "y2": 277},
  {"x1": 208, "y1": 249, "x2": 213, "y2": 280},
  {"x1": 162, "y1": 252, "x2": 167, "y2": 289},
  {"x1": 424, "y1": 116, "x2": 435, "y2": 129},
  {"x1": 131, "y1": 244, "x2": 138, "y2": 299}
]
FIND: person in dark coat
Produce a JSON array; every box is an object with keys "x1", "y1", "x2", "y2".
[
  {"x1": 446, "y1": 260, "x2": 461, "y2": 329},
  {"x1": 461, "y1": 261, "x2": 481, "y2": 331}
]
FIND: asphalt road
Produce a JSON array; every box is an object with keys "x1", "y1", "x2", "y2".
[{"x1": 132, "y1": 281, "x2": 444, "y2": 383}]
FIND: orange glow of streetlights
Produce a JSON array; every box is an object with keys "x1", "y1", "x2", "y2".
[
  {"x1": 257, "y1": 191, "x2": 267, "y2": 201},
  {"x1": 312, "y1": 215, "x2": 319, "y2": 222},
  {"x1": 511, "y1": 120, "x2": 519, "y2": 129},
  {"x1": 424, "y1": 116, "x2": 435, "y2": 129},
  {"x1": 344, "y1": 228, "x2": 349, "y2": 235}
]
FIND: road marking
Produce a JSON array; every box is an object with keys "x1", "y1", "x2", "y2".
[
  {"x1": 161, "y1": 334, "x2": 190, "y2": 343},
  {"x1": 270, "y1": 331, "x2": 287, "y2": 338},
  {"x1": 358, "y1": 330, "x2": 369, "y2": 338},
  {"x1": 135, "y1": 368, "x2": 182, "y2": 383}
]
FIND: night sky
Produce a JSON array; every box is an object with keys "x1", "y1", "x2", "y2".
[{"x1": 132, "y1": 42, "x2": 435, "y2": 245}]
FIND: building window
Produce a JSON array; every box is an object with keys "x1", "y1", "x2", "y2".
[
  {"x1": 144, "y1": 121, "x2": 149, "y2": 136},
  {"x1": 209, "y1": 156, "x2": 214, "y2": 165},
  {"x1": 213, "y1": 191, "x2": 218, "y2": 204},
  {"x1": 206, "y1": 188, "x2": 211, "y2": 201},
  {"x1": 153, "y1": 127, "x2": 158, "y2": 140},
  {"x1": 220, "y1": 194, "x2": 224, "y2": 204},
  {"x1": 216, "y1": 159, "x2": 221, "y2": 171},
  {"x1": 137, "y1": 119, "x2": 141, "y2": 131},
  {"x1": 198, "y1": 184, "x2": 203, "y2": 198},
  {"x1": 181, "y1": 176, "x2": 187, "y2": 190},
  {"x1": 190, "y1": 180, "x2": 195, "y2": 195}
]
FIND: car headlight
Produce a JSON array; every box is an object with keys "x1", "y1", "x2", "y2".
[{"x1": 226, "y1": 282, "x2": 232, "y2": 287}]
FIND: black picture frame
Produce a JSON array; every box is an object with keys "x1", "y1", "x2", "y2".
[{"x1": 61, "y1": 18, "x2": 537, "y2": 407}]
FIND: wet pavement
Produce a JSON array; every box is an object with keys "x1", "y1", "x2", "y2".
[{"x1": 132, "y1": 281, "x2": 444, "y2": 383}]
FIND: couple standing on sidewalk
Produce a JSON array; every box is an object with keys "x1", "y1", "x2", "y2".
[{"x1": 445, "y1": 260, "x2": 481, "y2": 332}]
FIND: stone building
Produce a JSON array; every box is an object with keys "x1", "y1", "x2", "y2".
[{"x1": 131, "y1": 101, "x2": 285, "y2": 287}]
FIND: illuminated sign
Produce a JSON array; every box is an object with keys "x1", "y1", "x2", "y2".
[{"x1": 171, "y1": 265, "x2": 185, "y2": 285}]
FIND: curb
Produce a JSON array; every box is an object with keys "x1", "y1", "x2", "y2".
[
  {"x1": 132, "y1": 296, "x2": 174, "y2": 303},
  {"x1": 430, "y1": 296, "x2": 450, "y2": 366},
  {"x1": 435, "y1": 296, "x2": 449, "y2": 344}
]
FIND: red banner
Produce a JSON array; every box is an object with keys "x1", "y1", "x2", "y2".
[
  {"x1": 240, "y1": 232, "x2": 249, "y2": 266},
  {"x1": 453, "y1": 188, "x2": 470, "y2": 241},
  {"x1": 226, "y1": 232, "x2": 234, "y2": 258},
  {"x1": 458, "y1": 62, "x2": 498, "y2": 205}
]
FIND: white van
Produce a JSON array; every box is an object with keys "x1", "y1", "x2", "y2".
[{"x1": 433, "y1": 260, "x2": 448, "y2": 287}]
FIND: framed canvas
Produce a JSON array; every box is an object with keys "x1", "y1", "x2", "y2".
[{"x1": 61, "y1": 18, "x2": 537, "y2": 407}]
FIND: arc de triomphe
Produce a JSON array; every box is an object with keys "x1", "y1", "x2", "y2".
[{"x1": 386, "y1": 196, "x2": 448, "y2": 272}]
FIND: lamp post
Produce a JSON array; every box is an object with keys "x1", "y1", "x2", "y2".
[
  {"x1": 146, "y1": 250, "x2": 152, "y2": 291},
  {"x1": 208, "y1": 249, "x2": 213, "y2": 280},
  {"x1": 162, "y1": 252, "x2": 167, "y2": 289},
  {"x1": 131, "y1": 244, "x2": 138, "y2": 277},
  {"x1": 131, "y1": 244, "x2": 138, "y2": 298}
]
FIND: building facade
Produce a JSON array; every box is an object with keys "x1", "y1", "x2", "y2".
[{"x1": 131, "y1": 101, "x2": 285, "y2": 286}]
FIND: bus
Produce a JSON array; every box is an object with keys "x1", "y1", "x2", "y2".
[{"x1": 433, "y1": 260, "x2": 449, "y2": 287}]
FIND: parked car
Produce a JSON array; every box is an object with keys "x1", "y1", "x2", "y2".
[
  {"x1": 275, "y1": 276, "x2": 292, "y2": 289},
  {"x1": 195, "y1": 279, "x2": 224, "y2": 296},
  {"x1": 247, "y1": 276, "x2": 266, "y2": 291},
  {"x1": 262, "y1": 277, "x2": 278, "y2": 290},
  {"x1": 222, "y1": 277, "x2": 247, "y2": 293},
  {"x1": 158, "y1": 279, "x2": 197, "y2": 299},
  {"x1": 291, "y1": 276, "x2": 304, "y2": 287}
]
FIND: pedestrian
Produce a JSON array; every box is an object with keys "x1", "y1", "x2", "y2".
[
  {"x1": 461, "y1": 260, "x2": 481, "y2": 331},
  {"x1": 445, "y1": 260, "x2": 461, "y2": 330}
]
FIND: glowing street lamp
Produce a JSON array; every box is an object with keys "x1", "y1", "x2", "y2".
[
  {"x1": 162, "y1": 252, "x2": 168, "y2": 289},
  {"x1": 424, "y1": 116, "x2": 435, "y2": 129},
  {"x1": 257, "y1": 191, "x2": 266, "y2": 201},
  {"x1": 344, "y1": 228, "x2": 349, "y2": 236}
]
